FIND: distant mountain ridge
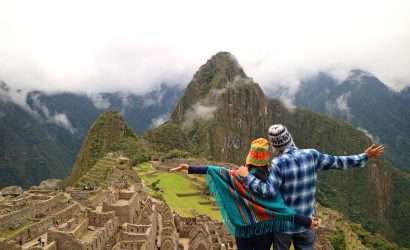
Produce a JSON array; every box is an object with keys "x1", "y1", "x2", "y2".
[
  {"x1": 0, "y1": 86, "x2": 71, "y2": 188},
  {"x1": 0, "y1": 82, "x2": 182, "y2": 188},
  {"x1": 288, "y1": 70, "x2": 410, "y2": 172}
]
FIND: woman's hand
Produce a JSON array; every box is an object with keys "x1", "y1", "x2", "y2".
[
  {"x1": 170, "y1": 164, "x2": 189, "y2": 172},
  {"x1": 237, "y1": 166, "x2": 249, "y2": 177}
]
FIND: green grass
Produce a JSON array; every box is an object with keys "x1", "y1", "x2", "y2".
[
  {"x1": 134, "y1": 163, "x2": 222, "y2": 220},
  {"x1": 0, "y1": 220, "x2": 36, "y2": 238}
]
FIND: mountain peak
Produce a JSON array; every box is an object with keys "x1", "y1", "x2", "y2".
[
  {"x1": 191, "y1": 51, "x2": 247, "y2": 88},
  {"x1": 170, "y1": 52, "x2": 262, "y2": 125}
]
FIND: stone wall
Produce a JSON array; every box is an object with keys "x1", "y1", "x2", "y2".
[
  {"x1": 120, "y1": 225, "x2": 152, "y2": 241},
  {"x1": 48, "y1": 230, "x2": 85, "y2": 250},
  {"x1": 88, "y1": 210, "x2": 118, "y2": 228},
  {"x1": 102, "y1": 191, "x2": 138, "y2": 224},
  {"x1": 0, "y1": 193, "x2": 65, "y2": 232},
  {"x1": 116, "y1": 241, "x2": 146, "y2": 250},
  {"x1": 10, "y1": 217, "x2": 51, "y2": 243},
  {"x1": 48, "y1": 210, "x2": 119, "y2": 250},
  {"x1": 72, "y1": 218, "x2": 89, "y2": 239}
]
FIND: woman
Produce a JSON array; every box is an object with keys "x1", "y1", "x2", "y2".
[{"x1": 171, "y1": 138, "x2": 313, "y2": 250}]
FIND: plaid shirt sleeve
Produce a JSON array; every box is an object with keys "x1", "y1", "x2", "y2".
[
  {"x1": 313, "y1": 150, "x2": 369, "y2": 170},
  {"x1": 243, "y1": 159, "x2": 282, "y2": 197}
]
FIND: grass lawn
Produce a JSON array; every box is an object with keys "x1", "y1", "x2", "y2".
[{"x1": 134, "y1": 163, "x2": 222, "y2": 220}]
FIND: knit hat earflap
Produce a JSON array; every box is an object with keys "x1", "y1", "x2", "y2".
[
  {"x1": 268, "y1": 124, "x2": 295, "y2": 154},
  {"x1": 246, "y1": 138, "x2": 270, "y2": 167}
]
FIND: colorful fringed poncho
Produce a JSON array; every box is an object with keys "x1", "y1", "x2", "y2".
[{"x1": 206, "y1": 166, "x2": 295, "y2": 238}]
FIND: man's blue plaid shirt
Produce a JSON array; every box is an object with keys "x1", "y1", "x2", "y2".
[{"x1": 243, "y1": 146, "x2": 368, "y2": 233}]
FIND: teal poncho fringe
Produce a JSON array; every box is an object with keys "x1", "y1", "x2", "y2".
[{"x1": 206, "y1": 166, "x2": 295, "y2": 238}]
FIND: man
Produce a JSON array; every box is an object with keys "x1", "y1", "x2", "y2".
[{"x1": 237, "y1": 124, "x2": 384, "y2": 250}]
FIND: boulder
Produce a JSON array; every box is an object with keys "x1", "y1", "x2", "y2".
[
  {"x1": 38, "y1": 179, "x2": 63, "y2": 190},
  {"x1": 0, "y1": 186, "x2": 23, "y2": 196}
]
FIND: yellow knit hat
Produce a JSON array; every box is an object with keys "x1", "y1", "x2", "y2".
[{"x1": 245, "y1": 138, "x2": 270, "y2": 167}]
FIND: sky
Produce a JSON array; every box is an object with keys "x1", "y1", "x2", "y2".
[{"x1": 0, "y1": 0, "x2": 409, "y2": 97}]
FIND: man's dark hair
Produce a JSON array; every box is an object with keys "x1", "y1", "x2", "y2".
[{"x1": 246, "y1": 164, "x2": 269, "y2": 181}]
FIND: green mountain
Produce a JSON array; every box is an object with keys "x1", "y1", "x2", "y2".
[
  {"x1": 69, "y1": 110, "x2": 135, "y2": 184},
  {"x1": 291, "y1": 70, "x2": 410, "y2": 172},
  {"x1": 0, "y1": 84, "x2": 71, "y2": 188},
  {"x1": 148, "y1": 52, "x2": 410, "y2": 247}
]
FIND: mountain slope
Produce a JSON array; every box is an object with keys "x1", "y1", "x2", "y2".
[
  {"x1": 0, "y1": 86, "x2": 71, "y2": 188},
  {"x1": 293, "y1": 70, "x2": 410, "y2": 172},
  {"x1": 68, "y1": 110, "x2": 137, "y2": 185}
]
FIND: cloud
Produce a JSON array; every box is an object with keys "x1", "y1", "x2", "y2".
[
  {"x1": 182, "y1": 103, "x2": 217, "y2": 129},
  {"x1": 48, "y1": 113, "x2": 77, "y2": 134},
  {"x1": 29, "y1": 94, "x2": 77, "y2": 134},
  {"x1": 89, "y1": 93, "x2": 111, "y2": 109},
  {"x1": 325, "y1": 92, "x2": 352, "y2": 120},
  {"x1": 0, "y1": 0, "x2": 409, "y2": 96},
  {"x1": 142, "y1": 89, "x2": 166, "y2": 107},
  {"x1": 150, "y1": 113, "x2": 170, "y2": 128},
  {"x1": 357, "y1": 127, "x2": 381, "y2": 144}
]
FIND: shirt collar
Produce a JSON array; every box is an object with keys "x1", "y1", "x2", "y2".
[{"x1": 283, "y1": 145, "x2": 298, "y2": 154}]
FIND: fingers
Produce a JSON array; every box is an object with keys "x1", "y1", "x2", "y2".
[
  {"x1": 365, "y1": 144, "x2": 384, "y2": 159},
  {"x1": 310, "y1": 217, "x2": 319, "y2": 228},
  {"x1": 170, "y1": 164, "x2": 189, "y2": 172}
]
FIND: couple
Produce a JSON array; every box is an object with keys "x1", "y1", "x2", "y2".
[{"x1": 171, "y1": 124, "x2": 384, "y2": 250}]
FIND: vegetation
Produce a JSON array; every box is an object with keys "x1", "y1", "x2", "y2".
[
  {"x1": 0, "y1": 101, "x2": 71, "y2": 188},
  {"x1": 328, "y1": 228, "x2": 346, "y2": 250},
  {"x1": 143, "y1": 123, "x2": 189, "y2": 153},
  {"x1": 351, "y1": 223, "x2": 408, "y2": 250}
]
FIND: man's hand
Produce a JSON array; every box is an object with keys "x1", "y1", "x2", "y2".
[
  {"x1": 237, "y1": 166, "x2": 249, "y2": 177},
  {"x1": 170, "y1": 164, "x2": 189, "y2": 172},
  {"x1": 310, "y1": 217, "x2": 319, "y2": 228},
  {"x1": 364, "y1": 144, "x2": 384, "y2": 159}
]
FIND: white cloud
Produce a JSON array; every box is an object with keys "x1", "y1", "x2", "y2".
[
  {"x1": 29, "y1": 94, "x2": 77, "y2": 134},
  {"x1": 150, "y1": 113, "x2": 170, "y2": 128},
  {"x1": 357, "y1": 127, "x2": 381, "y2": 144},
  {"x1": 182, "y1": 103, "x2": 218, "y2": 129},
  {"x1": 0, "y1": 0, "x2": 409, "y2": 96},
  {"x1": 89, "y1": 93, "x2": 111, "y2": 110},
  {"x1": 142, "y1": 89, "x2": 166, "y2": 107},
  {"x1": 325, "y1": 92, "x2": 352, "y2": 120},
  {"x1": 49, "y1": 113, "x2": 77, "y2": 134}
]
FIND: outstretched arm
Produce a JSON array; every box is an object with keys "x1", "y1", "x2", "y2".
[
  {"x1": 170, "y1": 164, "x2": 208, "y2": 174},
  {"x1": 316, "y1": 144, "x2": 384, "y2": 170}
]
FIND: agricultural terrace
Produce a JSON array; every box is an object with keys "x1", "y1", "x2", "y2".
[{"x1": 133, "y1": 162, "x2": 222, "y2": 220}]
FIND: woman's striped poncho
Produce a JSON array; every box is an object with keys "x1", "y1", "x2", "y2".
[{"x1": 206, "y1": 166, "x2": 295, "y2": 238}]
